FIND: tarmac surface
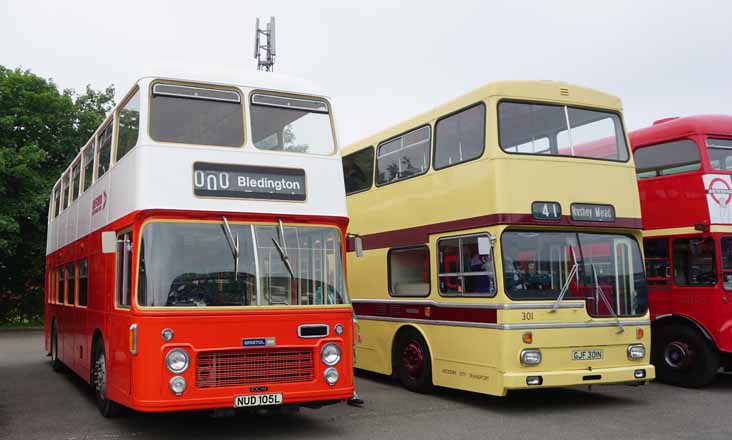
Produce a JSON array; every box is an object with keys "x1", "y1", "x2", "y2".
[{"x1": 1, "y1": 330, "x2": 731, "y2": 440}]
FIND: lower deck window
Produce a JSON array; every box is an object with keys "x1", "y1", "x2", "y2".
[
  {"x1": 388, "y1": 247, "x2": 430, "y2": 297},
  {"x1": 673, "y1": 238, "x2": 716, "y2": 286},
  {"x1": 438, "y1": 234, "x2": 496, "y2": 296}
]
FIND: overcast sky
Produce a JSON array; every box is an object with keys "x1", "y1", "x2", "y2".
[{"x1": 1, "y1": 0, "x2": 730, "y2": 145}]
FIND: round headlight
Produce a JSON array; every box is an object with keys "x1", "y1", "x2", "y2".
[
  {"x1": 166, "y1": 348, "x2": 190, "y2": 373},
  {"x1": 161, "y1": 328, "x2": 174, "y2": 342},
  {"x1": 321, "y1": 343, "x2": 341, "y2": 366},
  {"x1": 324, "y1": 367, "x2": 339, "y2": 386},
  {"x1": 334, "y1": 324, "x2": 344, "y2": 335},
  {"x1": 169, "y1": 376, "x2": 186, "y2": 395}
]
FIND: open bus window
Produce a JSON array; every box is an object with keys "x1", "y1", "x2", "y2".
[
  {"x1": 150, "y1": 83, "x2": 244, "y2": 147},
  {"x1": 137, "y1": 222, "x2": 346, "y2": 307},
  {"x1": 376, "y1": 126, "x2": 430, "y2": 185},
  {"x1": 634, "y1": 139, "x2": 701, "y2": 179},
  {"x1": 707, "y1": 138, "x2": 732, "y2": 171},
  {"x1": 388, "y1": 247, "x2": 430, "y2": 297},
  {"x1": 438, "y1": 235, "x2": 495, "y2": 297},
  {"x1": 501, "y1": 231, "x2": 647, "y2": 316},
  {"x1": 672, "y1": 238, "x2": 716, "y2": 287},
  {"x1": 498, "y1": 101, "x2": 629, "y2": 162},
  {"x1": 251, "y1": 94, "x2": 334, "y2": 154},
  {"x1": 343, "y1": 147, "x2": 374, "y2": 194}
]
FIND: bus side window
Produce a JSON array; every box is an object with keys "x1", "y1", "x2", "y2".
[
  {"x1": 388, "y1": 246, "x2": 430, "y2": 297},
  {"x1": 434, "y1": 103, "x2": 485, "y2": 169},
  {"x1": 721, "y1": 237, "x2": 732, "y2": 291},
  {"x1": 78, "y1": 260, "x2": 89, "y2": 306},
  {"x1": 643, "y1": 238, "x2": 670, "y2": 286},
  {"x1": 672, "y1": 238, "x2": 716, "y2": 286},
  {"x1": 116, "y1": 231, "x2": 133, "y2": 308},
  {"x1": 343, "y1": 146, "x2": 374, "y2": 195}
]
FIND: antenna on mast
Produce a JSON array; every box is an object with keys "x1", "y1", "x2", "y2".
[{"x1": 254, "y1": 16, "x2": 276, "y2": 71}]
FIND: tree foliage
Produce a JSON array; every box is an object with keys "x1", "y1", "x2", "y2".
[{"x1": 0, "y1": 66, "x2": 114, "y2": 324}]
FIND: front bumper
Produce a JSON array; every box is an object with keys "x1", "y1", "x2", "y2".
[{"x1": 501, "y1": 364, "x2": 655, "y2": 390}]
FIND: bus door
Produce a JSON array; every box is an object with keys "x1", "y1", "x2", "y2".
[
  {"x1": 642, "y1": 238, "x2": 672, "y2": 318},
  {"x1": 613, "y1": 239, "x2": 635, "y2": 315},
  {"x1": 670, "y1": 236, "x2": 718, "y2": 327},
  {"x1": 109, "y1": 230, "x2": 133, "y2": 395}
]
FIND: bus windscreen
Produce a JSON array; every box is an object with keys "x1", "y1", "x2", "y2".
[{"x1": 498, "y1": 101, "x2": 629, "y2": 162}]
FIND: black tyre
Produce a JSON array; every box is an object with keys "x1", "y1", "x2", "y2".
[
  {"x1": 395, "y1": 329, "x2": 433, "y2": 393},
  {"x1": 652, "y1": 324, "x2": 719, "y2": 388},
  {"x1": 50, "y1": 323, "x2": 63, "y2": 372},
  {"x1": 92, "y1": 342, "x2": 117, "y2": 417}
]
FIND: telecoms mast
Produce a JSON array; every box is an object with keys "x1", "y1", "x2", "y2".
[{"x1": 254, "y1": 17, "x2": 276, "y2": 71}]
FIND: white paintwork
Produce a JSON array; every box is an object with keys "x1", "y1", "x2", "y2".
[
  {"x1": 703, "y1": 173, "x2": 732, "y2": 224},
  {"x1": 46, "y1": 75, "x2": 347, "y2": 255}
]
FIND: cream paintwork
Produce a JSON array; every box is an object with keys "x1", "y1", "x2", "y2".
[
  {"x1": 344, "y1": 81, "x2": 654, "y2": 396},
  {"x1": 47, "y1": 76, "x2": 346, "y2": 255}
]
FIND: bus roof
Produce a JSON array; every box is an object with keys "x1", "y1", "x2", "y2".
[
  {"x1": 342, "y1": 80, "x2": 623, "y2": 155},
  {"x1": 629, "y1": 115, "x2": 732, "y2": 149}
]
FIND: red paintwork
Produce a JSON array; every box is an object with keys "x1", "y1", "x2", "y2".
[
  {"x1": 44, "y1": 209, "x2": 354, "y2": 412},
  {"x1": 630, "y1": 115, "x2": 732, "y2": 354}
]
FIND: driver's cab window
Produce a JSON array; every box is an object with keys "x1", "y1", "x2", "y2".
[
  {"x1": 672, "y1": 237, "x2": 716, "y2": 286},
  {"x1": 116, "y1": 230, "x2": 133, "y2": 308}
]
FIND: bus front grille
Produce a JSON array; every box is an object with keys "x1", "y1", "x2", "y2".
[{"x1": 196, "y1": 349, "x2": 314, "y2": 388}]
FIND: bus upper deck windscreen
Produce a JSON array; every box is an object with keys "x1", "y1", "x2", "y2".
[{"x1": 498, "y1": 101, "x2": 629, "y2": 162}]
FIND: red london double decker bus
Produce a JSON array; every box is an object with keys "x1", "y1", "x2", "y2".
[
  {"x1": 630, "y1": 115, "x2": 732, "y2": 387},
  {"x1": 44, "y1": 72, "x2": 355, "y2": 416}
]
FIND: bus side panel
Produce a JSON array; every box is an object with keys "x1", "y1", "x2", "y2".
[{"x1": 354, "y1": 320, "x2": 396, "y2": 375}]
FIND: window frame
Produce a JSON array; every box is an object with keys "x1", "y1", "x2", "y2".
[
  {"x1": 114, "y1": 86, "x2": 141, "y2": 164},
  {"x1": 437, "y1": 232, "x2": 497, "y2": 298},
  {"x1": 81, "y1": 140, "x2": 96, "y2": 192},
  {"x1": 497, "y1": 99, "x2": 631, "y2": 163},
  {"x1": 671, "y1": 236, "x2": 718, "y2": 288},
  {"x1": 148, "y1": 81, "x2": 247, "y2": 148},
  {"x1": 375, "y1": 124, "x2": 432, "y2": 187},
  {"x1": 642, "y1": 237, "x2": 671, "y2": 288},
  {"x1": 96, "y1": 119, "x2": 114, "y2": 180},
  {"x1": 634, "y1": 137, "x2": 702, "y2": 180},
  {"x1": 57, "y1": 266, "x2": 65, "y2": 304},
  {"x1": 432, "y1": 102, "x2": 487, "y2": 171},
  {"x1": 343, "y1": 146, "x2": 375, "y2": 195},
  {"x1": 65, "y1": 263, "x2": 75, "y2": 306},
  {"x1": 70, "y1": 157, "x2": 81, "y2": 202},
  {"x1": 387, "y1": 245, "x2": 431, "y2": 298},
  {"x1": 115, "y1": 229, "x2": 133, "y2": 309},
  {"x1": 705, "y1": 136, "x2": 732, "y2": 172},
  {"x1": 77, "y1": 259, "x2": 89, "y2": 307}
]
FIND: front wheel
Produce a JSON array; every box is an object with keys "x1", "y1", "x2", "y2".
[
  {"x1": 652, "y1": 324, "x2": 719, "y2": 388},
  {"x1": 395, "y1": 330, "x2": 433, "y2": 393},
  {"x1": 92, "y1": 343, "x2": 117, "y2": 417}
]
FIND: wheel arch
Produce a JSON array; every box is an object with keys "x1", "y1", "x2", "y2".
[
  {"x1": 390, "y1": 324, "x2": 434, "y2": 377},
  {"x1": 653, "y1": 314, "x2": 718, "y2": 348}
]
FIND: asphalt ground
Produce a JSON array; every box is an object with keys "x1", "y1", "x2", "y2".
[{"x1": 1, "y1": 330, "x2": 731, "y2": 440}]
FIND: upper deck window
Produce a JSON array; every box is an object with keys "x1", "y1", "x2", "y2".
[
  {"x1": 498, "y1": 101, "x2": 629, "y2": 162},
  {"x1": 82, "y1": 143, "x2": 94, "y2": 191},
  {"x1": 634, "y1": 139, "x2": 701, "y2": 179},
  {"x1": 61, "y1": 173, "x2": 70, "y2": 209},
  {"x1": 250, "y1": 94, "x2": 334, "y2": 154},
  {"x1": 434, "y1": 103, "x2": 486, "y2": 169},
  {"x1": 96, "y1": 123, "x2": 113, "y2": 179},
  {"x1": 150, "y1": 83, "x2": 244, "y2": 147},
  {"x1": 707, "y1": 138, "x2": 732, "y2": 171},
  {"x1": 52, "y1": 185, "x2": 60, "y2": 218},
  {"x1": 342, "y1": 147, "x2": 374, "y2": 194},
  {"x1": 376, "y1": 126, "x2": 431, "y2": 185},
  {"x1": 116, "y1": 90, "x2": 140, "y2": 161},
  {"x1": 70, "y1": 160, "x2": 80, "y2": 202}
]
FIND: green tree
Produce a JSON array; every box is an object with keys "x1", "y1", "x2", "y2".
[{"x1": 0, "y1": 66, "x2": 114, "y2": 324}]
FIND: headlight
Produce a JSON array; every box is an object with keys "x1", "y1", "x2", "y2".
[
  {"x1": 166, "y1": 348, "x2": 190, "y2": 373},
  {"x1": 321, "y1": 343, "x2": 341, "y2": 366},
  {"x1": 627, "y1": 344, "x2": 646, "y2": 360},
  {"x1": 520, "y1": 349, "x2": 542, "y2": 366},
  {"x1": 169, "y1": 376, "x2": 186, "y2": 395},
  {"x1": 324, "y1": 367, "x2": 339, "y2": 385}
]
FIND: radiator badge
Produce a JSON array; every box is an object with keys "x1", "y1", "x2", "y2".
[{"x1": 242, "y1": 337, "x2": 276, "y2": 348}]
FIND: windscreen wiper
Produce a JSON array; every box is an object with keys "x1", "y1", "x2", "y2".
[
  {"x1": 550, "y1": 247, "x2": 580, "y2": 312},
  {"x1": 271, "y1": 218, "x2": 295, "y2": 280},
  {"x1": 221, "y1": 216, "x2": 239, "y2": 280},
  {"x1": 590, "y1": 264, "x2": 624, "y2": 333}
]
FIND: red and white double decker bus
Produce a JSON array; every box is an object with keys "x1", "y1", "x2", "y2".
[
  {"x1": 630, "y1": 115, "x2": 732, "y2": 386},
  {"x1": 44, "y1": 72, "x2": 355, "y2": 416}
]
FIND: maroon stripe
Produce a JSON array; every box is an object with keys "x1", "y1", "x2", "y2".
[
  {"x1": 348, "y1": 213, "x2": 642, "y2": 251},
  {"x1": 352, "y1": 301, "x2": 497, "y2": 325}
]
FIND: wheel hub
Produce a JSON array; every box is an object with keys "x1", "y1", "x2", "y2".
[
  {"x1": 401, "y1": 340, "x2": 425, "y2": 379},
  {"x1": 664, "y1": 341, "x2": 692, "y2": 369}
]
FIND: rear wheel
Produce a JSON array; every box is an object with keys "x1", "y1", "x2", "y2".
[
  {"x1": 395, "y1": 330, "x2": 433, "y2": 393},
  {"x1": 652, "y1": 324, "x2": 719, "y2": 388},
  {"x1": 92, "y1": 343, "x2": 117, "y2": 417},
  {"x1": 50, "y1": 324, "x2": 62, "y2": 372}
]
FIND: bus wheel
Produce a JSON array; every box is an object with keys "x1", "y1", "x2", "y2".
[
  {"x1": 653, "y1": 324, "x2": 719, "y2": 388},
  {"x1": 92, "y1": 344, "x2": 117, "y2": 417},
  {"x1": 396, "y1": 330, "x2": 433, "y2": 393},
  {"x1": 50, "y1": 324, "x2": 62, "y2": 372}
]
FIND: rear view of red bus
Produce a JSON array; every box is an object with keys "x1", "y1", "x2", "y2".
[
  {"x1": 630, "y1": 115, "x2": 732, "y2": 386},
  {"x1": 44, "y1": 72, "x2": 354, "y2": 416}
]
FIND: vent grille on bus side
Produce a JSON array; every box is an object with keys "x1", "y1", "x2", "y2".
[
  {"x1": 196, "y1": 349, "x2": 314, "y2": 388},
  {"x1": 560, "y1": 87, "x2": 570, "y2": 96}
]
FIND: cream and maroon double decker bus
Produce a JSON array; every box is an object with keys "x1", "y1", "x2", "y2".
[
  {"x1": 44, "y1": 72, "x2": 354, "y2": 416},
  {"x1": 342, "y1": 81, "x2": 654, "y2": 396}
]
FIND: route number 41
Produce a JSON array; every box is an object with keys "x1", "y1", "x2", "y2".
[{"x1": 532, "y1": 201, "x2": 562, "y2": 221}]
